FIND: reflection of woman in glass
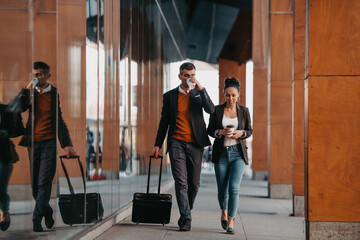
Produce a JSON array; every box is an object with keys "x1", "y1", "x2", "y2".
[
  {"x1": 119, "y1": 128, "x2": 128, "y2": 173},
  {"x1": 87, "y1": 127, "x2": 98, "y2": 180},
  {"x1": 87, "y1": 129, "x2": 104, "y2": 180},
  {"x1": 207, "y1": 78, "x2": 252, "y2": 234},
  {"x1": 86, "y1": 126, "x2": 95, "y2": 179},
  {"x1": 97, "y1": 132, "x2": 103, "y2": 180},
  {"x1": 0, "y1": 104, "x2": 24, "y2": 231}
]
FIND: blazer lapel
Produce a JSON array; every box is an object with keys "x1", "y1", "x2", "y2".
[
  {"x1": 170, "y1": 88, "x2": 178, "y2": 118},
  {"x1": 236, "y1": 104, "x2": 245, "y2": 129},
  {"x1": 190, "y1": 89, "x2": 196, "y2": 99},
  {"x1": 216, "y1": 103, "x2": 226, "y2": 128},
  {"x1": 189, "y1": 89, "x2": 196, "y2": 113}
]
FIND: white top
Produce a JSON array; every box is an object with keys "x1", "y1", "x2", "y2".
[{"x1": 222, "y1": 115, "x2": 238, "y2": 147}]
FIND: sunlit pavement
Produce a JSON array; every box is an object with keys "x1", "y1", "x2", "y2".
[{"x1": 96, "y1": 170, "x2": 305, "y2": 240}]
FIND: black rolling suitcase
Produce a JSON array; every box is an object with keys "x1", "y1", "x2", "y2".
[
  {"x1": 132, "y1": 155, "x2": 172, "y2": 225},
  {"x1": 58, "y1": 155, "x2": 104, "y2": 225}
]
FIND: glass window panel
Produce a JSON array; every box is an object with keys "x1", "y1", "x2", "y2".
[
  {"x1": 1, "y1": 0, "x2": 188, "y2": 238},
  {"x1": 85, "y1": 0, "x2": 100, "y2": 235},
  {"x1": 0, "y1": 3, "x2": 33, "y2": 235}
]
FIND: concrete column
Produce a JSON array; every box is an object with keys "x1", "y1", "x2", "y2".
[
  {"x1": 268, "y1": 0, "x2": 293, "y2": 199},
  {"x1": 292, "y1": 0, "x2": 306, "y2": 217},
  {"x1": 102, "y1": 0, "x2": 120, "y2": 179},
  {"x1": 218, "y1": 58, "x2": 246, "y2": 106},
  {"x1": 135, "y1": 57, "x2": 165, "y2": 174},
  {"x1": 57, "y1": 0, "x2": 87, "y2": 177},
  {"x1": 252, "y1": 0, "x2": 269, "y2": 181},
  {"x1": 305, "y1": 0, "x2": 360, "y2": 237}
]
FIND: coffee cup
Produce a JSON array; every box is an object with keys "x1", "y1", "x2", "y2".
[
  {"x1": 226, "y1": 124, "x2": 235, "y2": 133},
  {"x1": 33, "y1": 77, "x2": 39, "y2": 87},
  {"x1": 186, "y1": 78, "x2": 196, "y2": 90}
]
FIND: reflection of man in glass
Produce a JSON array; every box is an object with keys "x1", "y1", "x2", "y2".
[
  {"x1": 152, "y1": 62, "x2": 215, "y2": 231},
  {"x1": 18, "y1": 62, "x2": 76, "y2": 232}
]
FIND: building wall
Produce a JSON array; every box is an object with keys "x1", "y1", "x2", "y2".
[
  {"x1": 290, "y1": 0, "x2": 360, "y2": 237},
  {"x1": 252, "y1": 0, "x2": 269, "y2": 178},
  {"x1": 306, "y1": 0, "x2": 360, "y2": 222},
  {"x1": 293, "y1": 0, "x2": 306, "y2": 217}
]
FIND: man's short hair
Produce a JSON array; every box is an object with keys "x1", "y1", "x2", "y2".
[
  {"x1": 179, "y1": 62, "x2": 196, "y2": 73},
  {"x1": 34, "y1": 61, "x2": 50, "y2": 74}
]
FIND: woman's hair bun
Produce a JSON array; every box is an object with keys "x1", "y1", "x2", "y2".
[{"x1": 224, "y1": 77, "x2": 240, "y2": 92}]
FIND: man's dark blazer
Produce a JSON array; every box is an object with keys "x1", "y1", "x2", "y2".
[
  {"x1": 17, "y1": 86, "x2": 72, "y2": 148},
  {"x1": 207, "y1": 103, "x2": 252, "y2": 164},
  {"x1": 155, "y1": 86, "x2": 215, "y2": 152}
]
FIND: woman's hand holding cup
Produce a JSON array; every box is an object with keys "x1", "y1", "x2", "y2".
[
  {"x1": 229, "y1": 130, "x2": 244, "y2": 139},
  {"x1": 225, "y1": 125, "x2": 235, "y2": 138}
]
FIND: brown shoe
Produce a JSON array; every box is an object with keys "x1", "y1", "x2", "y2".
[{"x1": 0, "y1": 211, "x2": 10, "y2": 231}]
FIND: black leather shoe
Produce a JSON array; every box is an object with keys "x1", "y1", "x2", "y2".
[
  {"x1": 221, "y1": 220, "x2": 228, "y2": 230},
  {"x1": 179, "y1": 219, "x2": 191, "y2": 231},
  {"x1": 33, "y1": 220, "x2": 43, "y2": 232},
  {"x1": 45, "y1": 213, "x2": 54, "y2": 229},
  {"x1": 226, "y1": 227, "x2": 235, "y2": 234}
]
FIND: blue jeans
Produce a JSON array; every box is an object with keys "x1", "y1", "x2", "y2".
[
  {"x1": 214, "y1": 145, "x2": 246, "y2": 218},
  {"x1": 0, "y1": 161, "x2": 10, "y2": 211}
]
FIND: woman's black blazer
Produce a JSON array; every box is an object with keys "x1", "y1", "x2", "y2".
[{"x1": 207, "y1": 103, "x2": 252, "y2": 164}]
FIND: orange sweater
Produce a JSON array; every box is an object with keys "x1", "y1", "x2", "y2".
[
  {"x1": 34, "y1": 92, "x2": 55, "y2": 142},
  {"x1": 172, "y1": 92, "x2": 196, "y2": 143}
]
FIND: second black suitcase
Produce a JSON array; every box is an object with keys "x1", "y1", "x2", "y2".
[
  {"x1": 58, "y1": 155, "x2": 104, "y2": 225},
  {"x1": 131, "y1": 155, "x2": 172, "y2": 225}
]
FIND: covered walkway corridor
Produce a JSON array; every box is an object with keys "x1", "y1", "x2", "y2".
[{"x1": 0, "y1": 0, "x2": 359, "y2": 239}]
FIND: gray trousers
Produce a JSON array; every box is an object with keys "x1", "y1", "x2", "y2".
[
  {"x1": 169, "y1": 138, "x2": 204, "y2": 220},
  {"x1": 28, "y1": 138, "x2": 56, "y2": 221}
]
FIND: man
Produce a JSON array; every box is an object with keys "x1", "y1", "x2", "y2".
[
  {"x1": 152, "y1": 62, "x2": 215, "y2": 231},
  {"x1": 18, "y1": 61, "x2": 76, "y2": 232}
]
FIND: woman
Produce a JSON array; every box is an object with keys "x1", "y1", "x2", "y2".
[
  {"x1": 207, "y1": 77, "x2": 252, "y2": 234},
  {"x1": 0, "y1": 104, "x2": 24, "y2": 231}
]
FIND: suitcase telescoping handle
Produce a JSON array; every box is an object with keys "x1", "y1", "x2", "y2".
[
  {"x1": 59, "y1": 155, "x2": 86, "y2": 195},
  {"x1": 147, "y1": 155, "x2": 163, "y2": 196}
]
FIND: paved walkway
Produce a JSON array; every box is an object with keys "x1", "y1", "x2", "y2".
[{"x1": 96, "y1": 172, "x2": 305, "y2": 240}]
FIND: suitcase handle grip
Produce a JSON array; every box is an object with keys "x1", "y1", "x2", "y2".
[
  {"x1": 59, "y1": 155, "x2": 86, "y2": 195},
  {"x1": 147, "y1": 155, "x2": 163, "y2": 196}
]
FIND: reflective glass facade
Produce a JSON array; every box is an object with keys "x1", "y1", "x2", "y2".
[{"x1": 0, "y1": 0, "x2": 187, "y2": 238}]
